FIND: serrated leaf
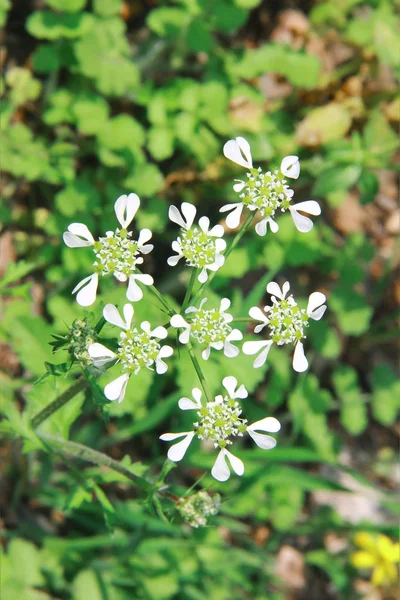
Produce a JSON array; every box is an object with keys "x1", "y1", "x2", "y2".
[{"x1": 27, "y1": 10, "x2": 94, "y2": 40}]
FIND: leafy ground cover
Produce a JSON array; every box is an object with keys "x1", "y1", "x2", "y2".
[{"x1": 0, "y1": 1, "x2": 399, "y2": 598}]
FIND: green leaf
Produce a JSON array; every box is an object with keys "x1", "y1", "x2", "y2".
[
  {"x1": 72, "y1": 570, "x2": 103, "y2": 600},
  {"x1": 45, "y1": 0, "x2": 87, "y2": 12},
  {"x1": 373, "y1": 20, "x2": 400, "y2": 67},
  {"x1": 124, "y1": 163, "x2": 164, "y2": 195},
  {"x1": 97, "y1": 114, "x2": 145, "y2": 150},
  {"x1": 313, "y1": 165, "x2": 361, "y2": 196},
  {"x1": 147, "y1": 126, "x2": 175, "y2": 160},
  {"x1": 74, "y1": 18, "x2": 140, "y2": 95},
  {"x1": 147, "y1": 7, "x2": 190, "y2": 37},
  {"x1": 330, "y1": 284, "x2": 373, "y2": 336},
  {"x1": 371, "y1": 364, "x2": 400, "y2": 426},
  {"x1": 358, "y1": 170, "x2": 379, "y2": 205},
  {"x1": 72, "y1": 95, "x2": 109, "y2": 135},
  {"x1": 333, "y1": 366, "x2": 367, "y2": 435},
  {"x1": 186, "y1": 20, "x2": 214, "y2": 52},
  {"x1": 6, "y1": 67, "x2": 42, "y2": 106},
  {"x1": 32, "y1": 44, "x2": 61, "y2": 72},
  {"x1": 93, "y1": 0, "x2": 121, "y2": 17},
  {"x1": 228, "y1": 44, "x2": 321, "y2": 88},
  {"x1": 27, "y1": 10, "x2": 94, "y2": 40}
]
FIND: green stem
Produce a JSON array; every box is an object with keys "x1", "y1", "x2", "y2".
[
  {"x1": 232, "y1": 317, "x2": 254, "y2": 323},
  {"x1": 39, "y1": 433, "x2": 153, "y2": 492},
  {"x1": 191, "y1": 211, "x2": 256, "y2": 304},
  {"x1": 147, "y1": 282, "x2": 176, "y2": 317},
  {"x1": 181, "y1": 268, "x2": 198, "y2": 312},
  {"x1": 186, "y1": 341, "x2": 213, "y2": 404},
  {"x1": 31, "y1": 376, "x2": 88, "y2": 429}
]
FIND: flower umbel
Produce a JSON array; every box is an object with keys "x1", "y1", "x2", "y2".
[
  {"x1": 243, "y1": 281, "x2": 327, "y2": 372},
  {"x1": 351, "y1": 532, "x2": 400, "y2": 587},
  {"x1": 67, "y1": 318, "x2": 97, "y2": 365},
  {"x1": 177, "y1": 491, "x2": 221, "y2": 528},
  {"x1": 221, "y1": 136, "x2": 321, "y2": 235},
  {"x1": 167, "y1": 202, "x2": 226, "y2": 283},
  {"x1": 88, "y1": 303, "x2": 173, "y2": 403},
  {"x1": 170, "y1": 297, "x2": 243, "y2": 360},
  {"x1": 160, "y1": 377, "x2": 281, "y2": 481},
  {"x1": 63, "y1": 193, "x2": 154, "y2": 306}
]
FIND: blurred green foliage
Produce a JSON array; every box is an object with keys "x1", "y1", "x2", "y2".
[{"x1": 1, "y1": 0, "x2": 399, "y2": 598}]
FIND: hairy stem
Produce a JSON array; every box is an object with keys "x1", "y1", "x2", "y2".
[
  {"x1": 181, "y1": 267, "x2": 198, "y2": 311},
  {"x1": 186, "y1": 340, "x2": 213, "y2": 403},
  {"x1": 39, "y1": 433, "x2": 153, "y2": 492},
  {"x1": 31, "y1": 376, "x2": 88, "y2": 429}
]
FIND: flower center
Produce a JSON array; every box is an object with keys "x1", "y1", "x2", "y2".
[
  {"x1": 266, "y1": 297, "x2": 309, "y2": 345},
  {"x1": 67, "y1": 319, "x2": 97, "y2": 365},
  {"x1": 239, "y1": 168, "x2": 293, "y2": 218},
  {"x1": 189, "y1": 309, "x2": 231, "y2": 346},
  {"x1": 117, "y1": 329, "x2": 160, "y2": 375},
  {"x1": 194, "y1": 396, "x2": 247, "y2": 448},
  {"x1": 93, "y1": 229, "x2": 142, "y2": 277},
  {"x1": 179, "y1": 227, "x2": 217, "y2": 268}
]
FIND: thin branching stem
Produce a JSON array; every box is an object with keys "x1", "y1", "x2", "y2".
[{"x1": 31, "y1": 376, "x2": 88, "y2": 429}]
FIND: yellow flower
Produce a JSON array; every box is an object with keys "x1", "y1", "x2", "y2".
[{"x1": 351, "y1": 532, "x2": 400, "y2": 587}]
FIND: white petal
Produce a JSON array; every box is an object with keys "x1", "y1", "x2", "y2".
[
  {"x1": 104, "y1": 373, "x2": 130, "y2": 403},
  {"x1": 248, "y1": 416, "x2": 281, "y2": 433},
  {"x1": 181, "y1": 202, "x2": 197, "y2": 229},
  {"x1": 202, "y1": 346, "x2": 211, "y2": 360},
  {"x1": 292, "y1": 200, "x2": 321, "y2": 216},
  {"x1": 155, "y1": 356, "x2": 169, "y2": 374},
  {"x1": 224, "y1": 342, "x2": 240, "y2": 358},
  {"x1": 63, "y1": 223, "x2": 94, "y2": 247},
  {"x1": 151, "y1": 326, "x2": 168, "y2": 339},
  {"x1": 114, "y1": 271, "x2": 127, "y2": 282},
  {"x1": 123, "y1": 304, "x2": 134, "y2": 329},
  {"x1": 168, "y1": 205, "x2": 186, "y2": 229},
  {"x1": 222, "y1": 376, "x2": 238, "y2": 397},
  {"x1": 126, "y1": 274, "x2": 153, "y2": 302},
  {"x1": 249, "y1": 306, "x2": 268, "y2": 324},
  {"x1": 290, "y1": 207, "x2": 314, "y2": 233},
  {"x1": 223, "y1": 137, "x2": 252, "y2": 169},
  {"x1": 225, "y1": 449, "x2": 244, "y2": 476},
  {"x1": 255, "y1": 219, "x2": 268, "y2": 237},
  {"x1": 307, "y1": 291, "x2": 326, "y2": 315},
  {"x1": 309, "y1": 304, "x2": 327, "y2": 321},
  {"x1": 220, "y1": 298, "x2": 231, "y2": 313},
  {"x1": 209, "y1": 224, "x2": 224, "y2": 237},
  {"x1": 266, "y1": 281, "x2": 284, "y2": 299},
  {"x1": 247, "y1": 430, "x2": 277, "y2": 450},
  {"x1": 158, "y1": 345, "x2": 173, "y2": 358},
  {"x1": 167, "y1": 254, "x2": 182, "y2": 266},
  {"x1": 220, "y1": 203, "x2": 243, "y2": 229},
  {"x1": 138, "y1": 228, "x2": 152, "y2": 247},
  {"x1": 88, "y1": 343, "x2": 116, "y2": 367},
  {"x1": 215, "y1": 238, "x2": 226, "y2": 253},
  {"x1": 253, "y1": 342, "x2": 273, "y2": 368},
  {"x1": 160, "y1": 432, "x2": 191, "y2": 441},
  {"x1": 192, "y1": 388, "x2": 202, "y2": 405},
  {"x1": 226, "y1": 329, "x2": 243, "y2": 342},
  {"x1": 242, "y1": 340, "x2": 270, "y2": 356},
  {"x1": 293, "y1": 341, "x2": 308, "y2": 373},
  {"x1": 72, "y1": 273, "x2": 98, "y2": 307},
  {"x1": 280, "y1": 155, "x2": 300, "y2": 179},
  {"x1": 164, "y1": 432, "x2": 195, "y2": 462},
  {"x1": 233, "y1": 180, "x2": 246, "y2": 192},
  {"x1": 140, "y1": 321, "x2": 151, "y2": 333},
  {"x1": 198, "y1": 268, "x2": 208, "y2": 283},
  {"x1": 114, "y1": 193, "x2": 140, "y2": 228},
  {"x1": 268, "y1": 218, "x2": 279, "y2": 233},
  {"x1": 198, "y1": 216, "x2": 210, "y2": 233},
  {"x1": 282, "y1": 281, "x2": 290, "y2": 298},
  {"x1": 179, "y1": 329, "x2": 191, "y2": 344},
  {"x1": 211, "y1": 449, "x2": 231, "y2": 482},
  {"x1": 170, "y1": 314, "x2": 189, "y2": 329},
  {"x1": 178, "y1": 397, "x2": 200, "y2": 410},
  {"x1": 103, "y1": 304, "x2": 127, "y2": 329}
]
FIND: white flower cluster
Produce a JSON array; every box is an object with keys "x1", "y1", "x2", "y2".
[
  {"x1": 221, "y1": 137, "x2": 321, "y2": 234},
  {"x1": 61, "y1": 134, "x2": 328, "y2": 486},
  {"x1": 161, "y1": 377, "x2": 281, "y2": 481}
]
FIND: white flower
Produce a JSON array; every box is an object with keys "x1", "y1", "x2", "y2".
[
  {"x1": 160, "y1": 376, "x2": 281, "y2": 482},
  {"x1": 88, "y1": 303, "x2": 173, "y2": 403},
  {"x1": 63, "y1": 193, "x2": 154, "y2": 306},
  {"x1": 167, "y1": 202, "x2": 226, "y2": 283},
  {"x1": 221, "y1": 137, "x2": 321, "y2": 234},
  {"x1": 170, "y1": 297, "x2": 243, "y2": 360},
  {"x1": 243, "y1": 281, "x2": 327, "y2": 372}
]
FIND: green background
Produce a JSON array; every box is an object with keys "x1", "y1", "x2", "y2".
[{"x1": 1, "y1": 0, "x2": 399, "y2": 598}]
